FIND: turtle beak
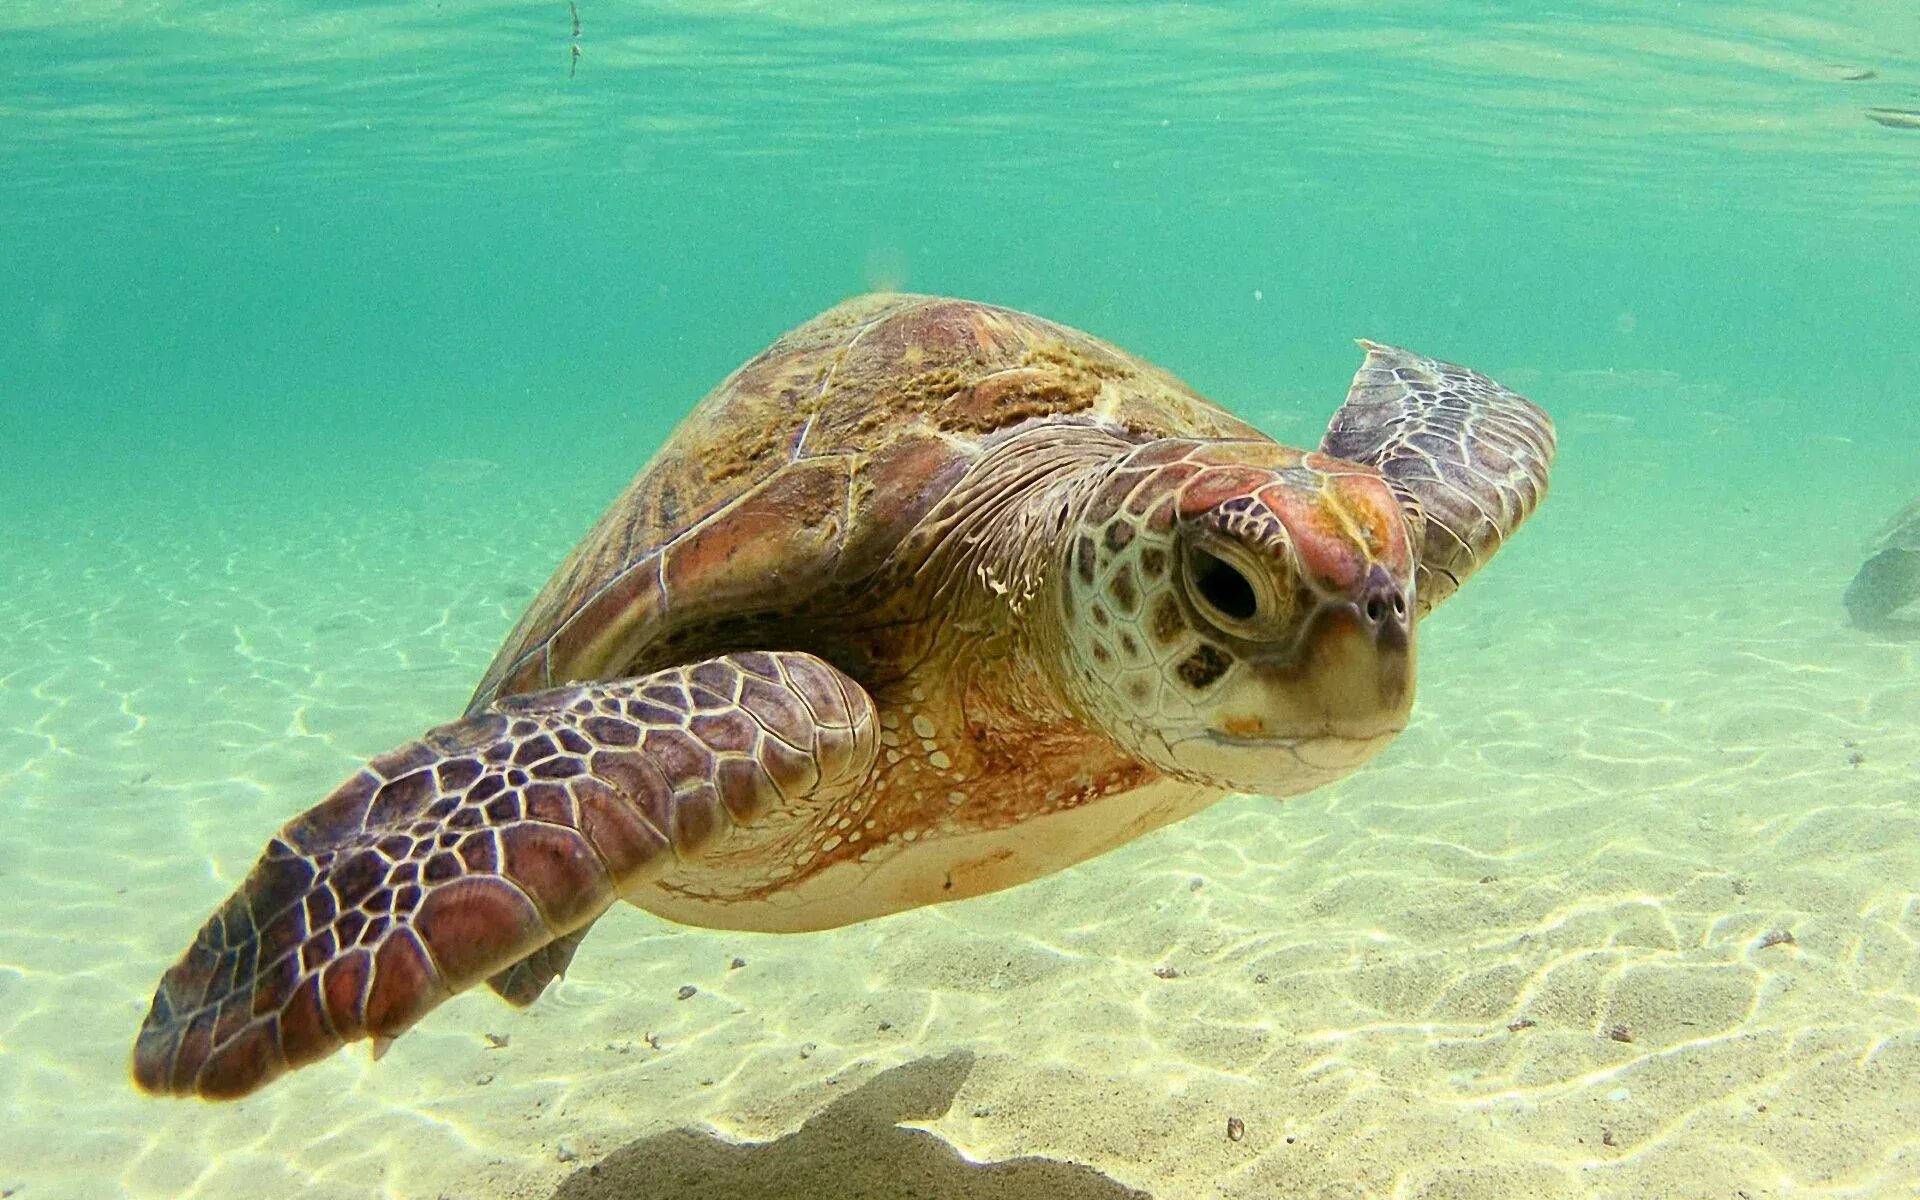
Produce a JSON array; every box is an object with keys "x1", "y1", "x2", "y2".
[
  {"x1": 1225, "y1": 585, "x2": 1413, "y2": 741},
  {"x1": 1311, "y1": 562, "x2": 1413, "y2": 708},
  {"x1": 1168, "y1": 565, "x2": 1415, "y2": 795}
]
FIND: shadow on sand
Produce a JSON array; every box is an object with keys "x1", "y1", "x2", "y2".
[{"x1": 547, "y1": 1051, "x2": 1150, "y2": 1200}]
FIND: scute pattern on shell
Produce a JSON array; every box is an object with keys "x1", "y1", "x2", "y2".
[{"x1": 469, "y1": 294, "x2": 1262, "y2": 709}]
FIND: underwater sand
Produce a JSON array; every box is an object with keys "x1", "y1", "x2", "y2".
[{"x1": 1, "y1": 370, "x2": 1916, "y2": 1200}]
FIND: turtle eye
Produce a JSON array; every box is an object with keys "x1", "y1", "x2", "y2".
[{"x1": 1189, "y1": 547, "x2": 1259, "y2": 625}]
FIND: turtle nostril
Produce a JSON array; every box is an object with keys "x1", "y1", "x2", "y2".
[{"x1": 1357, "y1": 567, "x2": 1406, "y2": 629}]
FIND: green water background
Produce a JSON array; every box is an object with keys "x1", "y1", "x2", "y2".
[{"x1": 5, "y1": 1, "x2": 1917, "y2": 543}]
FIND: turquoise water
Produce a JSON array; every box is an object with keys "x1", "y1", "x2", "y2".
[
  {"x1": 7, "y1": 1, "x2": 1918, "y2": 514},
  {"x1": 4, "y1": 3, "x2": 1920, "y2": 1198}
]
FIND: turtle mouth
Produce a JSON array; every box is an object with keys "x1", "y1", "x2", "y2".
[
  {"x1": 1163, "y1": 723, "x2": 1405, "y2": 796},
  {"x1": 1201, "y1": 731, "x2": 1306, "y2": 749},
  {"x1": 1198, "y1": 725, "x2": 1404, "y2": 749}
]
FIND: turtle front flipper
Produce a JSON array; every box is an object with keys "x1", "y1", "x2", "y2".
[
  {"x1": 131, "y1": 650, "x2": 877, "y2": 1100},
  {"x1": 1321, "y1": 342, "x2": 1556, "y2": 616}
]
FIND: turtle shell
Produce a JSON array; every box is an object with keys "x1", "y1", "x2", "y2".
[{"x1": 468, "y1": 294, "x2": 1262, "y2": 710}]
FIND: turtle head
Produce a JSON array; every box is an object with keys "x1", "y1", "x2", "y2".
[{"x1": 1054, "y1": 441, "x2": 1417, "y2": 796}]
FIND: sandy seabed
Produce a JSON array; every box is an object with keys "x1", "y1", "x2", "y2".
[{"x1": 1, "y1": 378, "x2": 1916, "y2": 1200}]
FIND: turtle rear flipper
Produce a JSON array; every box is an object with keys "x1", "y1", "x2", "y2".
[
  {"x1": 131, "y1": 651, "x2": 876, "y2": 1100},
  {"x1": 1322, "y1": 342, "x2": 1556, "y2": 616},
  {"x1": 488, "y1": 926, "x2": 592, "y2": 1006}
]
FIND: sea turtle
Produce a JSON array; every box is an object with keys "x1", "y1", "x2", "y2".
[
  {"x1": 132, "y1": 294, "x2": 1555, "y2": 1099},
  {"x1": 1845, "y1": 496, "x2": 1920, "y2": 632}
]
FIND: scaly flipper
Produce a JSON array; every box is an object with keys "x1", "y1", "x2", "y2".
[
  {"x1": 1322, "y1": 342, "x2": 1556, "y2": 615},
  {"x1": 132, "y1": 651, "x2": 876, "y2": 1099}
]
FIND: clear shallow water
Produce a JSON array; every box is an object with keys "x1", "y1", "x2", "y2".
[{"x1": 3, "y1": 4, "x2": 1918, "y2": 1198}]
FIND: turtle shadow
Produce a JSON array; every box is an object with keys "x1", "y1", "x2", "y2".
[{"x1": 546, "y1": 1050, "x2": 1151, "y2": 1200}]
